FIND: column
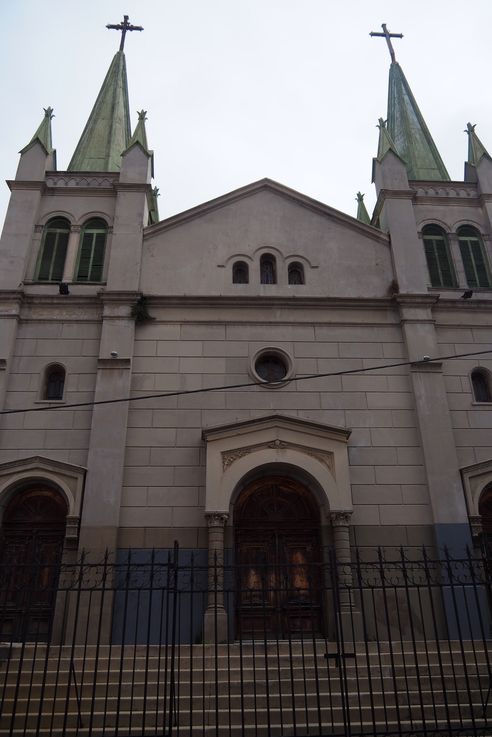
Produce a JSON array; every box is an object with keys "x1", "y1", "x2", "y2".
[
  {"x1": 203, "y1": 512, "x2": 228, "y2": 643},
  {"x1": 331, "y1": 511, "x2": 353, "y2": 612},
  {"x1": 61, "y1": 225, "x2": 81, "y2": 283}
]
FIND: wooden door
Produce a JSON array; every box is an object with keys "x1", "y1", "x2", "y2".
[
  {"x1": 235, "y1": 477, "x2": 323, "y2": 638},
  {"x1": 0, "y1": 487, "x2": 67, "y2": 641}
]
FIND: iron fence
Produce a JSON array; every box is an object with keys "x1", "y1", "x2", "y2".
[{"x1": 0, "y1": 545, "x2": 491, "y2": 736}]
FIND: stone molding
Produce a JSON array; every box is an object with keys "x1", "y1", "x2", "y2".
[
  {"x1": 97, "y1": 358, "x2": 132, "y2": 370},
  {"x1": 203, "y1": 414, "x2": 353, "y2": 516},
  {"x1": 221, "y1": 440, "x2": 334, "y2": 474},
  {"x1": 45, "y1": 173, "x2": 119, "y2": 189},
  {"x1": 461, "y1": 458, "x2": 492, "y2": 517},
  {"x1": 0, "y1": 455, "x2": 86, "y2": 542}
]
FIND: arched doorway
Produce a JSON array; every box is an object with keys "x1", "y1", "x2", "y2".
[
  {"x1": 234, "y1": 475, "x2": 323, "y2": 638},
  {"x1": 0, "y1": 486, "x2": 67, "y2": 641}
]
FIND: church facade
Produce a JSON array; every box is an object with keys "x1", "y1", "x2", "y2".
[{"x1": 1, "y1": 29, "x2": 492, "y2": 640}]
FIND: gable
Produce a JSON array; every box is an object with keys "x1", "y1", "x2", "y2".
[{"x1": 141, "y1": 180, "x2": 392, "y2": 298}]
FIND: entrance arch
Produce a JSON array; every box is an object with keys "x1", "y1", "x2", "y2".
[
  {"x1": 0, "y1": 486, "x2": 67, "y2": 641},
  {"x1": 234, "y1": 475, "x2": 323, "y2": 638}
]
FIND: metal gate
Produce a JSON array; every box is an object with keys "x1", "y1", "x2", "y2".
[{"x1": 0, "y1": 545, "x2": 491, "y2": 736}]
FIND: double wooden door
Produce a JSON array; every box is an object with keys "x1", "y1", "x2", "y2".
[
  {"x1": 235, "y1": 477, "x2": 323, "y2": 638},
  {"x1": 0, "y1": 488, "x2": 66, "y2": 641}
]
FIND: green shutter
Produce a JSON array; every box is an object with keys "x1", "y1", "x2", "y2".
[
  {"x1": 435, "y1": 239, "x2": 454, "y2": 287},
  {"x1": 38, "y1": 231, "x2": 56, "y2": 280},
  {"x1": 460, "y1": 240, "x2": 477, "y2": 287},
  {"x1": 76, "y1": 226, "x2": 107, "y2": 282},
  {"x1": 424, "y1": 238, "x2": 441, "y2": 286},
  {"x1": 471, "y1": 239, "x2": 490, "y2": 287}
]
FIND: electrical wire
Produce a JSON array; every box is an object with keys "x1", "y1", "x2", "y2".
[{"x1": 0, "y1": 348, "x2": 491, "y2": 416}]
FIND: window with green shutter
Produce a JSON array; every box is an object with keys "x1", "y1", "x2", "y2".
[
  {"x1": 75, "y1": 218, "x2": 108, "y2": 282},
  {"x1": 36, "y1": 218, "x2": 70, "y2": 281},
  {"x1": 422, "y1": 225, "x2": 456, "y2": 288},
  {"x1": 457, "y1": 226, "x2": 491, "y2": 288}
]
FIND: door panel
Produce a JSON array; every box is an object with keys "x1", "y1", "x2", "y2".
[{"x1": 235, "y1": 477, "x2": 323, "y2": 638}]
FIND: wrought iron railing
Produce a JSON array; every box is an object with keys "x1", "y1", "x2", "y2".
[{"x1": 0, "y1": 545, "x2": 491, "y2": 735}]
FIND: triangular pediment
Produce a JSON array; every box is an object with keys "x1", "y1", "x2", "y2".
[
  {"x1": 144, "y1": 178, "x2": 387, "y2": 245},
  {"x1": 203, "y1": 413, "x2": 351, "y2": 444}
]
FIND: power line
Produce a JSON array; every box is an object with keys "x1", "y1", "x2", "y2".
[{"x1": 0, "y1": 348, "x2": 490, "y2": 416}]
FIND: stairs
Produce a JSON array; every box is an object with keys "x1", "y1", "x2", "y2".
[{"x1": 0, "y1": 640, "x2": 490, "y2": 736}]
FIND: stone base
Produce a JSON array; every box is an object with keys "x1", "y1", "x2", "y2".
[
  {"x1": 338, "y1": 609, "x2": 364, "y2": 642},
  {"x1": 203, "y1": 605, "x2": 228, "y2": 643}
]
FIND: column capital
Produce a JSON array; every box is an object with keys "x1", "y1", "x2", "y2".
[
  {"x1": 331, "y1": 510, "x2": 353, "y2": 527},
  {"x1": 205, "y1": 512, "x2": 229, "y2": 528},
  {"x1": 469, "y1": 515, "x2": 483, "y2": 539},
  {"x1": 70, "y1": 225, "x2": 82, "y2": 233}
]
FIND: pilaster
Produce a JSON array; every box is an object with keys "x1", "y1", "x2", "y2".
[{"x1": 397, "y1": 295, "x2": 471, "y2": 554}]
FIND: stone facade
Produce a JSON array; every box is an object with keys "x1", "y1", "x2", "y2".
[{"x1": 0, "y1": 49, "x2": 492, "y2": 583}]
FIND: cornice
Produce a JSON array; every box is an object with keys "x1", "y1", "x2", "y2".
[
  {"x1": 7, "y1": 180, "x2": 45, "y2": 192},
  {"x1": 142, "y1": 295, "x2": 397, "y2": 310},
  {"x1": 114, "y1": 183, "x2": 151, "y2": 193}
]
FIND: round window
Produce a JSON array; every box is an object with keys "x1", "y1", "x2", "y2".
[{"x1": 251, "y1": 348, "x2": 294, "y2": 387}]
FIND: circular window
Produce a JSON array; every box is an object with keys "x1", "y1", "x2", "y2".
[{"x1": 251, "y1": 348, "x2": 294, "y2": 387}]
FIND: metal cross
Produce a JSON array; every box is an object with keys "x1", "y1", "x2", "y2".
[
  {"x1": 106, "y1": 15, "x2": 143, "y2": 52},
  {"x1": 370, "y1": 23, "x2": 403, "y2": 63}
]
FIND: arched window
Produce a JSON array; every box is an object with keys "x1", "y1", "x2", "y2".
[
  {"x1": 457, "y1": 226, "x2": 491, "y2": 288},
  {"x1": 232, "y1": 261, "x2": 249, "y2": 284},
  {"x1": 36, "y1": 217, "x2": 70, "y2": 282},
  {"x1": 471, "y1": 368, "x2": 492, "y2": 403},
  {"x1": 422, "y1": 225, "x2": 456, "y2": 288},
  {"x1": 75, "y1": 218, "x2": 107, "y2": 282},
  {"x1": 43, "y1": 364, "x2": 66, "y2": 401},
  {"x1": 260, "y1": 254, "x2": 277, "y2": 284},
  {"x1": 288, "y1": 262, "x2": 305, "y2": 285}
]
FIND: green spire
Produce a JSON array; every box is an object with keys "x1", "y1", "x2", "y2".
[
  {"x1": 387, "y1": 62, "x2": 450, "y2": 181},
  {"x1": 68, "y1": 51, "x2": 131, "y2": 171},
  {"x1": 355, "y1": 192, "x2": 370, "y2": 225},
  {"x1": 21, "y1": 107, "x2": 54, "y2": 154},
  {"x1": 466, "y1": 122, "x2": 492, "y2": 166},
  {"x1": 125, "y1": 110, "x2": 150, "y2": 154}
]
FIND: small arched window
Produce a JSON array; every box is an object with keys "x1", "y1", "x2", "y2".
[
  {"x1": 471, "y1": 368, "x2": 492, "y2": 403},
  {"x1": 422, "y1": 225, "x2": 456, "y2": 288},
  {"x1": 43, "y1": 364, "x2": 66, "y2": 401},
  {"x1": 232, "y1": 261, "x2": 249, "y2": 284},
  {"x1": 37, "y1": 217, "x2": 70, "y2": 282},
  {"x1": 75, "y1": 218, "x2": 107, "y2": 282},
  {"x1": 288, "y1": 262, "x2": 305, "y2": 285},
  {"x1": 260, "y1": 254, "x2": 277, "y2": 285},
  {"x1": 457, "y1": 226, "x2": 491, "y2": 288}
]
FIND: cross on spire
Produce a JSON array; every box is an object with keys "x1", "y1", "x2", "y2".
[
  {"x1": 370, "y1": 23, "x2": 403, "y2": 63},
  {"x1": 106, "y1": 15, "x2": 143, "y2": 52}
]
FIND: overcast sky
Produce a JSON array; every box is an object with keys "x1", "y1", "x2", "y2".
[{"x1": 1, "y1": 1, "x2": 491, "y2": 227}]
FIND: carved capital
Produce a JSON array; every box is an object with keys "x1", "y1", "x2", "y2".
[
  {"x1": 469, "y1": 515, "x2": 483, "y2": 539},
  {"x1": 205, "y1": 512, "x2": 229, "y2": 528},
  {"x1": 70, "y1": 225, "x2": 81, "y2": 234},
  {"x1": 330, "y1": 510, "x2": 353, "y2": 527}
]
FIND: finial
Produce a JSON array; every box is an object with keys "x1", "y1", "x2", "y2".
[
  {"x1": 377, "y1": 118, "x2": 387, "y2": 130},
  {"x1": 356, "y1": 192, "x2": 365, "y2": 202},
  {"x1": 43, "y1": 107, "x2": 54, "y2": 119},
  {"x1": 137, "y1": 110, "x2": 147, "y2": 121},
  {"x1": 370, "y1": 23, "x2": 403, "y2": 63},
  {"x1": 106, "y1": 15, "x2": 144, "y2": 52},
  {"x1": 465, "y1": 122, "x2": 476, "y2": 135},
  {"x1": 152, "y1": 186, "x2": 160, "y2": 198}
]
